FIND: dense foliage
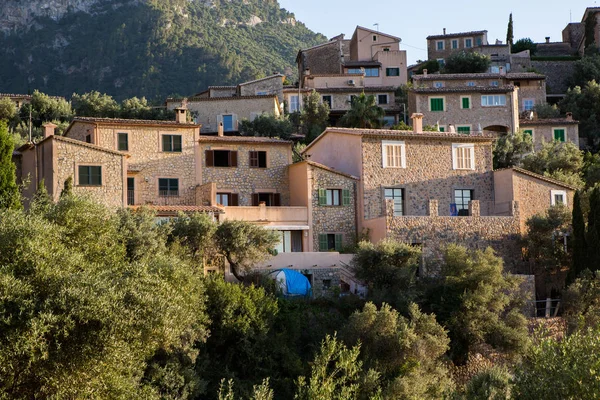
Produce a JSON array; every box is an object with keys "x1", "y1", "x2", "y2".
[
  {"x1": 0, "y1": 0, "x2": 325, "y2": 101},
  {"x1": 511, "y1": 38, "x2": 537, "y2": 55},
  {"x1": 493, "y1": 131, "x2": 534, "y2": 169},
  {"x1": 239, "y1": 114, "x2": 294, "y2": 140},
  {"x1": 443, "y1": 51, "x2": 491, "y2": 74},
  {"x1": 0, "y1": 121, "x2": 21, "y2": 209},
  {"x1": 339, "y1": 94, "x2": 385, "y2": 129}
]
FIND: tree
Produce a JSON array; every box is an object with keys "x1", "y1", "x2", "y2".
[
  {"x1": 0, "y1": 197, "x2": 208, "y2": 399},
  {"x1": 301, "y1": 90, "x2": 330, "y2": 142},
  {"x1": 71, "y1": 91, "x2": 120, "y2": 117},
  {"x1": 569, "y1": 191, "x2": 588, "y2": 283},
  {"x1": 413, "y1": 60, "x2": 441, "y2": 75},
  {"x1": 427, "y1": 245, "x2": 529, "y2": 364},
  {"x1": 559, "y1": 81, "x2": 600, "y2": 149},
  {"x1": 120, "y1": 96, "x2": 152, "y2": 119},
  {"x1": 339, "y1": 93, "x2": 385, "y2": 129},
  {"x1": 463, "y1": 367, "x2": 513, "y2": 400},
  {"x1": 571, "y1": 55, "x2": 600, "y2": 88},
  {"x1": 522, "y1": 140, "x2": 584, "y2": 188},
  {"x1": 0, "y1": 97, "x2": 17, "y2": 121},
  {"x1": 239, "y1": 114, "x2": 294, "y2": 139},
  {"x1": 351, "y1": 240, "x2": 422, "y2": 312},
  {"x1": 341, "y1": 302, "x2": 453, "y2": 399},
  {"x1": 584, "y1": 11, "x2": 598, "y2": 53},
  {"x1": 169, "y1": 211, "x2": 218, "y2": 262},
  {"x1": 493, "y1": 131, "x2": 534, "y2": 169},
  {"x1": 0, "y1": 121, "x2": 21, "y2": 209},
  {"x1": 586, "y1": 186, "x2": 600, "y2": 270},
  {"x1": 511, "y1": 38, "x2": 536, "y2": 55},
  {"x1": 533, "y1": 103, "x2": 560, "y2": 119},
  {"x1": 513, "y1": 326, "x2": 600, "y2": 399},
  {"x1": 214, "y1": 220, "x2": 280, "y2": 281},
  {"x1": 563, "y1": 271, "x2": 600, "y2": 334},
  {"x1": 506, "y1": 13, "x2": 514, "y2": 47},
  {"x1": 28, "y1": 90, "x2": 73, "y2": 124},
  {"x1": 443, "y1": 51, "x2": 491, "y2": 74}
]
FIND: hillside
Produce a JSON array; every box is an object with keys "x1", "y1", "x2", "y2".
[{"x1": 0, "y1": 0, "x2": 326, "y2": 101}]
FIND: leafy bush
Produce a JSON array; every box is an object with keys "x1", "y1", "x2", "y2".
[
  {"x1": 443, "y1": 51, "x2": 491, "y2": 74},
  {"x1": 512, "y1": 38, "x2": 537, "y2": 55},
  {"x1": 493, "y1": 131, "x2": 534, "y2": 169},
  {"x1": 239, "y1": 114, "x2": 294, "y2": 139},
  {"x1": 463, "y1": 367, "x2": 513, "y2": 400},
  {"x1": 522, "y1": 140, "x2": 584, "y2": 188}
]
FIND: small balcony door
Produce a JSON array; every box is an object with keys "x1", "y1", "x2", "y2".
[{"x1": 127, "y1": 177, "x2": 135, "y2": 205}]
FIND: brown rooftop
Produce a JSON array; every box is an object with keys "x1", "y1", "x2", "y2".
[
  {"x1": 411, "y1": 86, "x2": 515, "y2": 94},
  {"x1": 297, "y1": 160, "x2": 360, "y2": 180},
  {"x1": 168, "y1": 94, "x2": 277, "y2": 102},
  {"x1": 198, "y1": 135, "x2": 292, "y2": 145},
  {"x1": 427, "y1": 30, "x2": 487, "y2": 40},
  {"x1": 71, "y1": 116, "x2": 199, "y2": 128},
  {"x1": 413, "y1": 72, "x2": 545, "y2": 81},
  {"x1": 495, "y1": 167, "x2": 579, "y2": 190},
  {"x1": 520, "y1": 118, "x2": 579, "y2": 125},
  {"x1": 131, "y1": 205, "x2": 225, "y2": 214}
]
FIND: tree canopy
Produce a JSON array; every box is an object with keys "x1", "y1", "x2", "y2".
[
  {"x1": 443, "y1": 51, "x2": 491, "y2": 74},
  {"x1": 339, "y1": 93, "x2": 385, "y2": 129}
]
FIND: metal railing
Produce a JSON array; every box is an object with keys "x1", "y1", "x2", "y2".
[{"x1": 127, "y1": 190, "x2": 135, "y2": 206}]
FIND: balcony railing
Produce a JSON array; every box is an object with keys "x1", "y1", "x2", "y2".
[{"x1": 127, "y1": 190, "x2": 135, "y2": 206}]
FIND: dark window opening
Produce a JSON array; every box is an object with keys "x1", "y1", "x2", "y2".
[
  {"x1": 118, "y1": 133, "x2": 128, "y2": 151},
  {"x1": 322, "y1": 279, "x2": 332, "y2": 289},
  {"x1": 322, "y1": 95, "x2": 332, "y2": 108},
  {"x1": 378, "y1": 94, "x2": 388, "y2": 105},
  {"x1": 249, "y1": 151, "x2": 267, "y2": 168},
  {"x1": 159, "y1": 178, "x2": 179, "y2": 197},
  {"x1": 454, "y1": 189, "x2": 473, "y2": 216},
  {"x1": 85, "y1": 134, "x2": 92, "y2": 143},
  {"x1": 319, "y1": 233, "x2": 343, "y2": 252},
  {"x1": 78, "y1": 166, "x2": 101, "y2": 186},
  {"x1": 162, "y1": 135, "x2": 182, "y2": 152},
  {"x1": 252, "y1": 192, "x2": 281, "y2": 206},
  {"x1": 127, "y1": 177, "x2": 134, "y2": 205}
]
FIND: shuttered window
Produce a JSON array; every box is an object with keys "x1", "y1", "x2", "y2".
[
  {"x1": 78, "y1": 166, "x2": 102, "y2": 186},
  {"x1": 553, "y1": 128, "x2": 566, "y2": 142},
  {"x1": 249, "y1": 151, "x2": 267, "y2": 168},
  {"x1": 205, "y1": 150, "x2": 238, "y2": 167},
  {"x1": 117, "y1": 133, "x2": 128, "y2": 151},
  {"x1": 162, "y1": 135, "x2": 182, "y2": 152},
  {"x1": 430, "y1": 97, "x2": 444, "y2": 112},
  {"x1": 461, "y1": 97, "x2": 470, "y2": 109},
  {"x1": 452, "y1": 144, "x2": 475, "y2": 170},
  {"x1": 318, "y1": 189, "x2": 351, "y2": 206},
  {"x1": 318, "y1": 234, "x2": 343, "y2": 252}
]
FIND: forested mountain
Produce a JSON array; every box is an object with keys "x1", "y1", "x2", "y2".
[{"x1": 0, "y1": 0, "x2": 326, "y2": 101}]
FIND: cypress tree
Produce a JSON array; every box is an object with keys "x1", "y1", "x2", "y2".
[
  {"x1": 587, "y1": 187, "x2": 600, "y2": 271},
  {"x1": 507, "y1": 13, "x2": 514, "y2": 47},
  {"x1": 568, "y1": 190, "x2": 587, "y2": 283},
  {"x1": 0, "y1": 121, "x2": 21, "y2": 209}
]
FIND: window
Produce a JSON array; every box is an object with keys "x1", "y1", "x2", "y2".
[
  {"x1": 523, "y1": 99, "x2": 535, "y2": 111},
  {"x1": 318, "y1": 233, "x2": 343, "y2": 252},
  {"x1": 322, "y1": 279, "x2": 332, "y2": 289},
  {"x1": 476, "y1": 37, "x2": 482, "y2": 46},
  {"x1": 452, "y1": 143, "x2": 475, "y2": 170},
  {"x1": 461, "y1": 96, "x2": 470, "y2": 109},
  {"x1": 275, "y1": 230, "x2": 303, "y2": 253},
  {"x1": 249, "y1": 151, "x2": 267, "y2": 168},
  {"x1": 216, "y1": 193, "x2": 239, "y2": 206},
  {"x1": 439, "y1": 126, "x2": 445, "y2": 132},
  {"x1": 383, "y1": 47, "x2": 390, "y2": 52},
  {"x1": 377, "y1": 94, "x2": 388, "y2": 105},
  {"x1": 381, "y1": 116, "x2": 395, "y2": 127},
  {"x1": 457, "y1": 126, "x2": 471, "y2": 134},
  {"x1": 364, "y1": 68, "x2": 379, "y2": 77},
  {"x1": 434, "y1": 81, "x2": 444, "y2": 88},
  {"x1": 349, "y1": 95, "x2": 358, "y2": 105},
  {"x1": 481, "y1": 95, "x2": 506, "y2": 106},
  {"x1": 158, "y1": 178, "x2": 179, "y2": 197},
  {"x1": 256, "y1": 91, "x2": 268, "y2": 95},
  {"x1": 490, "y1": 81, "x2": 499, "y2": 87},
  {"x1": 85, "y1": 134, "x2": 92, "y2": 143},
  {"x1": 386, "y1": 67, "x2": 400, "y2": 76},
  {"x1": 523, "y1": 129, "x2": 534, "y2": 137},
  {"x1": 205, "y1": 150, "x2": 238, "y2": 167},
  {"x1": 452, "y1": 39, "x2": 458, "y2": 49},
  {"x1": 319, "y1": 189, "x2": 351, "y2": 206},
  {"x1": 465, "y1": 38, "x2": 473, "y2": 48},
  {"x1": 289, "y1": 95, "x2": 299, "y2": 112},
  {"x1": 222, "y1": 114, "x2": 234, "y2": 131},
  {"x1": 454, "y1": 189, "x2": 474, "y2": 216},
  {"x1": 78, "y1": 166, "x2": 102, "y2": 186},
  {"x1": 117, "y1": 132, "x2": 128, "y2": 151},
  {"x1": 551, "y1": 190, "x2": 567, "y2": 206},
  {"x1": 322, "y1": 95, "x2": 332, "y2": 108},
  {"x1": 437, "y1": 58, "x2": 445, "y2": 67},
  {"x1": 467, "y1": 81, "x2": 475, "y2": 87},
  {"x1": 490, "y1": 66, "x2": 500, "y2": 73},
  {"x1": 436, "y1": 40, "x2": 444, "y2": 50},
  {"x1": 252, "y1": 193, "x2": 281, "y2": 206},
  {"x1": 429, "y1": 97, "x2": 445, "y2": 111},
  {"x1": 373, "y1": 35, "x2": 377, "y2": 42},
  {"x1": 553, "y1": 128, "x2": 566, "y2": 142},
  {"x1": 382, "y1": 140, "x2": 406, "y2": 168},
  {"x1": 127, "y1": 177, "x2": 134, "y2": 205},
  {"x1": 162, "y1": 135, "x2": 182, "y2": 152},
  {"x1": 385, "y1": 188, "x2": 404, "y2": 216}
]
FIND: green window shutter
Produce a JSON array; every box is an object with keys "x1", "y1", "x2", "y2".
[
  {"x1": 318, "y1": 189, "x2": 327, "y2": 205},
  {"x1": 334, "y1": 234, "x2": 343, "y2": 252},
  {"x1": 457, "y1": 126, "x2": 470, "y2": 134},
  {"x1": 162, "y1": 135, "x2": 170, "y2": 151},
  {"x1": 439, "y1": 127, "x2": 445, "y2": 132},
  {"x1": 90, "y1": 166, "x2": 102, "y2": 186},
  {"x1": 430, "y1": 98, "x2": 444, "y2": 111},
  {"x1": 342, "y1": 189, "x2": 351, "y2": 206},
  {"x1": 173, "y1": 135, "x2": 182, "y2": 152},
  {"x1": 523, "y1": 130, "x2": 533, "y2": 136},
  {"x1": 462, "y1": 97, "x2": 470, "y2": 109},
  {"x1": 554, "y1": 129, "x2": 565, "y2": 142},
  {"x1": 318, "y1": 234, "x2": 328, "y2": 252},
  {"x1": 79, "y1": 166, "x2": 89, "y2": 185}
]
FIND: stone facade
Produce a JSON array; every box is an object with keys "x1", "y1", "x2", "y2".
[
  {"x1": 361, "y1": 135, "x2": 495, "y2": 219},
  {"x1": 519, "y1": 119, "x2": 580, "y2": 150},
  {"x1": 238, "y1": 75, "x2": 285, "y2": 103},
  {"x1": 309, "y1": 164, "x2": 358, "y2": 251},
  {"x1": 426, "y1": 30, "x2": 488, "y2": 61},
  {"x1": 198, "y1": 137, "x2": 292, "y2": 206}
]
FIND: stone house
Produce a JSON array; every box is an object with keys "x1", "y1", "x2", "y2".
[
  {"x1": 519, "y1": 115, "x2": 580, "y2": 150},
  {"x1": 426, "y1": 30, "x2": 488, "y2": 63},
  {"x1": 18, "y1": 123, "x2": 127, "y2": 209},
  {"x1": 301, "y1": 114, "x2": 574, "y2": 272},
  {"x1": 0, "y1": 92, "x2": 65, "y2": 109}
]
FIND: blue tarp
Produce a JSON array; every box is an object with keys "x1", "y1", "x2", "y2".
[{"x1": 271, "y1": 268, "x2": 312, "y2": 297}]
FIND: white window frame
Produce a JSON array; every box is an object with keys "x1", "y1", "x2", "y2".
[
  {"x1": 434, "y1": 81, "x2": 444, "y2": 88},
  {"x1": 437, "y1": 58, "x2": 445, "y2": 67},
  {"x1": 452, "y1": 143, "x2": 475, "y2": 170},
  {"x1": 382, "y1": 140, "x2": 406, "y2": 168},
  {"x1": 460, "y1": 96, "x2": 472, "y2": 109},
  {"x1": 467, "y1": 81, "x2": 476, "y2": 87},
  {"x1": 429, "y1": 96, "x2": 446, "y2": 112},
  {"x1": 553, "y1": 127, "x2": 567, "y2": 142},
  {"x1": 436, "y1": 40, "x2": 445, "y2": 50},
  {"x1": 551, "y1": 190, "x2": 568, "y2": 206},
  {"x1": 522, "y1": 128, "x2": 535, "y2": 142},
  {"x1": 523, "y1": 99, "x2": 535, "y2": 111},
  {"x1": 289, "y1": 95, "x2": 300, "y2": 112},
  {"x1": 451, "y1": 39, "x2": 459, "y2": 49},
  {"x1": 464, "y1": 37, "x2": 473, "y2": 48},
  {"x1": 481, "y1": 95, "x2": 506, "y2": 107}
]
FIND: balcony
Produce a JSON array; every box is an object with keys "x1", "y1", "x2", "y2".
[{"x1": 221, "y1": 204, "x2": 309, "y2": 228}]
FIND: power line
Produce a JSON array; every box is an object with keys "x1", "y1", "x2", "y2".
[{"x1": 401, "y1": 43, "x2": 427, "y2": 51}]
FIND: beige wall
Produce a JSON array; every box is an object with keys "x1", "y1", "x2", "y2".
[
  {"x1": 427, "y1": 33, "x2": 488, "y2": 60},
  {"x1": 199, "y1": 141, "x2": 292, "y2": 206},
  {"x1": 304, "y1": 132, "x2": 364, "y2": 178},
  {"x1": 517, "y1": 80, "x2": 547, "y2": 112},
  {"x1": 373, "y1": 50, "x2": 408, "y2": 86},
  {"x1": 351, "y1": 28, "x2": 400, "y2": 61},
  {"x1": 519, "y1": 123, "x2": 579, "y2": 150},
  {"x1": 305, "y1": 75, "x2": 365, "y2": 89}
]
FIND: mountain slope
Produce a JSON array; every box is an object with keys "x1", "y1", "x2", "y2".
[{"x1": 0, "y1": 0, "x2": 326, "y2": 100}]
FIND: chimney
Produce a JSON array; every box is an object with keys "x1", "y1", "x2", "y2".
[
  {"x1": 42, "y1": 122, "x2": 57, "y2": 139},
  {"x1": 218, "y1": 122, "x2": 224, "y2": 137},
  {"x1": 566, "y1": 112, "x2": 573, "y2": 121},
  {"x1": 423, "y1": 69, "x2": 428, "y2": 77},
  {"x1": 411, "y1": 113, "x2": 423, "y2": 133},
  {"x1": 175, "y1": 106, "x2": 187, "y2": 124},
  {"x1": 443, "y1": 28, "x2": 446, "y2": 35},
  {"x1": 545, "y1": 36, "x2": 550, "y2": 43}
]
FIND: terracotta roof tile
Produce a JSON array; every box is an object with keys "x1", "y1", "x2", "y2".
[
  {"x1": 72, "y1": 117, "x2": 199, "y2": 127},
  {"x1": 168, "y1": 94, "x2": 277, "y2": 102},
  {"x1": 300, "y1": 160, "x2": 360, "y2": 180},
  {"x1": 495, "y1": 167, "x2": 579, "y2": 190},
  {"x1": 131, "y1": 205, "x2": 225, "y2": 214},
  {"x1": 198, "y1": 135, "x2": 292, "y2": 144},
  {"x1": 520, "y1": 118, "x2": 578, "y2": 125},
  {"x1": 411, "y1": 86, "x2": 514, "y2": 94},
  {"x1": 427, "y1": 30, "x2": 487, "y2": 40},
  {"x1": 413, "y1": 72, "x2": 545, "y2": 81}
]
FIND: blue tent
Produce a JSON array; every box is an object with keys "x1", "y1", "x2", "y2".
[{"x1": 269, "y1": 269, "x2": 312, "y2": 297}]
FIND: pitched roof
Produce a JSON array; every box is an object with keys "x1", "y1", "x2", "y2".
[
  {"x1": 303, "y1": 127, "x2": 495, "y2": 154},
  {"x1": 495, "y1": 167, "x2": 579, "y2": 190},
  {"x1": 22, "y1": 135, "x2": 127, "y2": 156},
  {"x1": 520, "y1": 118, "x2": 579, "y2": 125},
  {"x1": 295, "y1": 160, "x2": 359, "y2": 180},
  {"x1": 354, "y1": 25, "x2": 401, "y2": 42},
  {"x1": 411, "y1": 86, "x2": 514, "y2": 94},
  {"x1": 238, "y1": 74, "x2": 285, "y2": 86},
  {"x1": 198, "y1": 135, "x2": 293, "y2": 145},
  {"x1": 131, "y1": 205, "x2": 225, "y2": 214},
  {"x1": 168, "y1": 94, "x2": 277, "y2": 102},
  {"x1": 343, "y1": 60, "x2": 382, "y2": 67},
  {"x1": 316, "y1": 86, "x2": 396, "y2": 93},
  {"x1": 427, "y1": 30, "x2": 487, "y2": 40},
  {"x1": 412, "y1": 72, "x2": 545, "y2": 81},
  {"x1": 70, "y1": 116, "x2": 199, "y2": 127}
]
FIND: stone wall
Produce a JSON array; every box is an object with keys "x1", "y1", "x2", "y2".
[
  {"x1": 318, "y1": 89, "x2": 397, "y2": 113},
  {"x1": 299, "y1": 41, "x2": 342, "y2": 76},
  {"x1": 426, "y1": 33, "x2": 488, "y2": 60},
  {"x1": 310, "y1": 165, "x2": 357, "y2": 251},
  {"x1": 54, "y1": 138, "x2": 125, "y2": 208},
  {"x1": 361, "y1": 136, "x2": 495, "y2": 219},
  {"x1": 385, "y1": 199, "x2": 523, "y2": 272},
  {"x1": 518, "y1": 80, "x2": 547, "y2": 112},
  {"x1": 239, "y1": 76, "x2": 284, "y2": 103},
  {"x1": 530, "y1": 60, "x2": 576, "y2": 95},
  {"x1": 196, "y1": 182, "x2": 215, "y2": 206},
  {"x1": 200, "y1": 141, "x2": 292, "y2": 206},
  {"x1": 519, "y1": 123, "x2": 579, "y2": 150}
]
